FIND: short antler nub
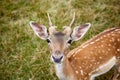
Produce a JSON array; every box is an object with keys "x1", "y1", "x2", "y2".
[
  {"x1": 47, "y1": 13, "x2": 57, "y2": 34},
  {"x1": 63, "y1": 12, "x2": 76, "y2": 35},
  {"x1": 47, "y1": 13, "x2": 53, "y2": 27},
  {"x1": 69, "y1": 12, "x2": 75, "y2": 27}
]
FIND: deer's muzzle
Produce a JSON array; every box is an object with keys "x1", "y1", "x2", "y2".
[{"x1": 51, "y1": 50, "x2": 64, "y2": 63}]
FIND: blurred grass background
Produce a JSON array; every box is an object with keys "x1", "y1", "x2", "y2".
[{"x1": 0, "y1": 0, "x2": 120, "y2": 80}]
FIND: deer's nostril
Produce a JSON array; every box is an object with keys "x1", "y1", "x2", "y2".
[
  {"x1": 60, "y1": 56, "x2": 63, "y2": 60},
  {"x1": 52, "y1": 56, "x2": 63, "y2": 63}
]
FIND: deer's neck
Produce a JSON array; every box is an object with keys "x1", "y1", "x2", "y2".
[{"x1": 55, "y1": 59, "x2": 77, "y2": 80}]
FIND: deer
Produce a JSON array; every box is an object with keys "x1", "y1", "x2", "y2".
[{"x1": 29, "y1": 13, "x2": 120, "y2": 80}]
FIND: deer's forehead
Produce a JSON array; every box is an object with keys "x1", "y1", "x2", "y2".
[
  {"x1": 50, "y1": 32, "x2": 66, "y2": 39},
  {"x1": 49, "y1": 32, "x2": 69, "y2": 43},
  {"x1": 54, "y1": 32, "x2": 65, "y2": 36}
]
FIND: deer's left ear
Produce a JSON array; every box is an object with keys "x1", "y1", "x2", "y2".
[{"x1": 71, "y1": 23, "x2": 91, "y2": 41}]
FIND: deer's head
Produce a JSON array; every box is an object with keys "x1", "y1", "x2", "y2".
[{"x1": 29, "y1": 13, "x2": 91, "y2": 64}]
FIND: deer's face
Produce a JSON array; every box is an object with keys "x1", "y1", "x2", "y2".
[
  {"x1": 29, "y1": 13, "x2": 91, "y2": 64},
  {"x1": 47, "y1": 31, "x2": 72, "y2": 63}
]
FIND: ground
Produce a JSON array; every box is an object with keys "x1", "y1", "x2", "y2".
[{"x1": 0, "y1": 0, "x2": 120, "y2": 80}]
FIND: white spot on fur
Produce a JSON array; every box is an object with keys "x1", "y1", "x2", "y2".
[
  {"x1": 115, "y1": 29, "x2": 120, "y2": 31},
  {"x1": 117, "y1": 49, "x2": 120, "y2": 52},
  {"x1": 103, "y1": 35, "x2": 106, "y2": 37},
  {"x1": 76, "y1": 71, "x2": 79, "y2": 74},
  {"x1": 75, "y1": 57, "x2": 81, "y2": 60},
  {"x1": 111, "y1": 34, "x2": 115, "y2": 36},
  {"x1": 108, "y1": 49, "x2": 111, "y2": 51},
  {"x1": 77, "y1": 49, "x2": 82, "y2": 52},
  {"x1": 118, "y1": 39, "x2": 120, "y2": 42},
  {"x1": 99, "y1": 57, "x2": 102, "y2": 59},
  {"x1": 90, "y1": 52, "x2": 94, "y2": 54},
  {"x1": 101, "y1": 40, "x2": 105, "y2": 43},
  {"x1": 100, "y1": 37, "x2": 103, "y2": 39},
  {"x1": 95, "y1": 39, "x2": 100, "y2": 42},
  {"x1": 81, "y1": 44, "x2": 89, "y2": 48},
  {"x1": 101, "y1": 45, "x2": 104, "y2": 47},
  {"x1": 109, "y1": 39, "x2": 112, "y2": 42},
  {"x1": 97, "y1": 62, "x2": 100, "y2": 64},
  {"x1": 94, "y1": 46, "x2": 97, "y2": 49},
  {"x1": 90, "y1": 42, "x2": 95, "y2": 44},
  {"x1": 111, "y1": 38, "x2": 115, "y2": 42},
  {"x1": 80, "y1": 70, "x2": 84, "y2": 76},
  {"x1": 111, "y1": 32, "x2": 114, "y2": 33},
  {"x1": 108, "y1": 44, "x2": 111, "y2": 46},
  {"x1": 73, "y1": 49, "x2": 82, "y2": 57},
  {"x1": 107, "y1": 33, "x2": 110, "y2": 36},
  {"x1": 79, "y1": 66, "x2": 82, "y2": 69},
  {"x1": 84, "y1": 56, "x2": 87, "y2": 59},
  {"x1": 91, "y1": 59, "x2": 95, "y2": 62}
]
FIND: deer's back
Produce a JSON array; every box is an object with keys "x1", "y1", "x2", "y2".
[{"x1": 68, "y1": 28, "x2": 120, "y2": 79}]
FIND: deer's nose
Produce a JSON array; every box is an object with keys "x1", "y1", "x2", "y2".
[{"x1": 52, "y1": 56, "x2": 63, "y2": 63}]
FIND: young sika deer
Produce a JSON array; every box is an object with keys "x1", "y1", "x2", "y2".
[{"x1": 29, "y1": 13, "x2": 120, "y2": 80}]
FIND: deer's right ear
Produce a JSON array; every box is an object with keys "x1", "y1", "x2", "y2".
[{"x1": 29, "y1": 21, "x2": 48, "y2": 40}]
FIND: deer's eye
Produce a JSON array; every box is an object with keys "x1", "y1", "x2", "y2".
[
  {"x1": 46, "y1": 39, "x2": 51, "y2": 43},
  {"x1": 67, "y1": 39, "x2": 72, "y2": 44}
]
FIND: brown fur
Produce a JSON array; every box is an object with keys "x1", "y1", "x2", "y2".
[{"x1": 68, "y1": 28, "x2": 120, "y2": 80}]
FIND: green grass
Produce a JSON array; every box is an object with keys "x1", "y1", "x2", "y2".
[{"x1": 0, "y1": 0, "x2": 120, "y2": 80}]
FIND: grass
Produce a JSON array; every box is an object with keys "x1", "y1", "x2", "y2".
[{"x1": 0, "y1": 0, "x2": 120, "y2": 80}]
